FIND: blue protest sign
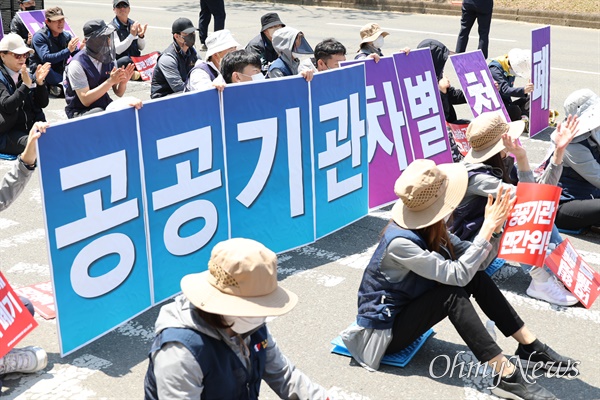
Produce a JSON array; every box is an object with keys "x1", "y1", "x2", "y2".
[
  {"x1": 222, "y1": 77, "x2": 314, "y2": 253},
  {"x1": 311, "y1": 64, "x2": 368, "y2": 238},
  {"x1": 38, "y1": 109, "x2": 150, "y2": 355}
]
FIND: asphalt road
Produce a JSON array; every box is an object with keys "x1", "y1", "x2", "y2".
[{"x1": 1, "y1": 1, "x2": 600, "y2": 399}]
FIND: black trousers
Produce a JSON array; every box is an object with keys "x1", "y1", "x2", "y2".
[
  {"x1": 388, "y1": 271, "x2": 524, "y2": 362},
  {"x1": 455, "y1": 2, "x2": 493, "y2": 59},
  {"x1": 556, "y1": 199, "x2": 600, "y2": 231},
  {"x1": 0, "y1": 130, "x2": 28, "y2": 155},
  {"x1": 198, "y1": 0, "x2": 226, "y2": 43}
]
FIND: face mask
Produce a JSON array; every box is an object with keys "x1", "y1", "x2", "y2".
[
  {"x1": 25, "y1": 6, "x2": 35, "y2": 10},
  {"x1": 372, "y1": 36, "x2": 384, "y2": 49},
  {"x1": 223, "y1": 316, "x2": 266, "y2": 334},
  {"x1": 250, "y1": 72, "x2": 265, "y2": 81},
  {"x1": 182, "y1": 32, "x2": 196, "y2": 48}
]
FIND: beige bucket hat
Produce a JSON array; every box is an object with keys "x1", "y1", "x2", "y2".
[{"x1": 463, "y1": 112, "x2": 525, "y2": 163}]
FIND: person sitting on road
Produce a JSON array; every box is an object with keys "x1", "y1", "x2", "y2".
[
  {"x1": 298, "y1": 38, "x2": 346, "y2": 74},
  {"x1": 151, "y1": 18, "x2": 198, "y2": 99},
  {"x1": 355, "y1": 23, "x2": 387, "y2": 60},
  {"x1": 245, "y1": 12, "x2": 285, "y2": 75},
  {"x1": 220, "y1": 49, "x2": 263, "y2": 84},
  {"x1": 143, "y1": 238, "x2": 331, "y2": 399},
  {"x1": 342, "y1": 158, "x2": 578, "y2": 400},
  {"x1": 10, "y1": 0, "x2": 37, "y2": 46},
  {"x1": 0, "y1": 34, "x2": 50, "y2": 155},
  {"x1": 184, "y1": 29, "x2": 238, "y2": 92},
  {"x1": 29, "y1": 7, "x2": 81, "y2": 98},
  {"x1": 110, "y1": 0, "x2": 147, "y2": 80},
  {"x1": 267, "y1": 26, "x2": 313, "y2": 82}
]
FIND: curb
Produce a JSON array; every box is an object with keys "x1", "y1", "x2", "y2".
[{"x1": 241, "y1": 0, "x2": 599, "y2": 30}]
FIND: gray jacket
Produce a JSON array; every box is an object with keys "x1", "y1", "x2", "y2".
[
  {"x1": 562, "y1": 129, "x2": 600, "y2": 190},
  {"x1": 0, "y1": 161, "x2": 33, "y2": 212},
  {"x1": 151, "y1": 295, "x2": 329, "y2": 399}
]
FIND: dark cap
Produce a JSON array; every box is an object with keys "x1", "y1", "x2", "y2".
[
  {"x1": 172, "y1": 17, "x2": 196, "y2": 34},
  {"x1": 83, "y1": 19, "x2": 116, "y2": 38},
  {"x1": 45, "y1": 7, "x2": 65, "y2": 21},
  {"x1": 113, "y1": 0, "x2": 130, "y2": 8},
  {"x1": 260, "y1": 13, "x2": 284, "y2": 32}
]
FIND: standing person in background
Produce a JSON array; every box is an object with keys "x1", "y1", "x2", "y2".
[
  {"x1": 10, "y1": 0, "x2": 37, "y2": 46},
  {"x1": 198, "y1": 0, "x2": 226, "y2": 52},
  {"x1": 455, "y1": 0, "x2": 493, "y2": 59},
  {"x1": 245, "y1": 13, "x2": 285, "y2": 75},
  {"x1": 111, "y1": 0, "x2": 147, "y2": 80}
]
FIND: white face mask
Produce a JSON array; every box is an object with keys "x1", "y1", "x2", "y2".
[
  {"x1": 372, "y1": 36, "x2": 384, "y2": 49},
  {"x1": 223, "y1": 316, "x2": 267, "y2": 334},
  {"x1": 251, "y1": 72, "x2": 265, "y2": 81},
  {"x1": 292, "y1": 52, "x2": 310, "y2": 61}
]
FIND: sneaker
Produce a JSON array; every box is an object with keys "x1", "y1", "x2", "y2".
[
  {"x1": 548, "y1": 109, "x2": 559, "y2": 127},
  {"x1": 490, "y1": 372, "x2": 557, "y2": 400},
  {"x1": 199, "y1": 43, "x2": 208, "y2": 51},
  {"x1": 521, "y1": 115, "x2": 530, "y2": 133},
  {"x1": 48, "y1": 85, "x2": 64, "y2": 98},
  {"x1": 516, "y1": 342, "x2": 580, "y2": 375},
  {"x1": 131, "y1": 70, "x2": 141, "y2": 81},
  {"x1": 526, "y1": 275, "x2": 579, "y2": 306},
  {"x1": 0, "y1": 346, "x2": 47, "y2": 375}
]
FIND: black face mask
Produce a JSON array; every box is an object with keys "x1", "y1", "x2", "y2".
[
  {"x1": 182, "y1": 32, "x2": 196, "y2": 48},
  {"x1": 25, "y1": 6, "x2": 36, "y2": 10}
]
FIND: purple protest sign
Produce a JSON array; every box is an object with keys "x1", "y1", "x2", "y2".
[
  {"x1": 18, "y1": 10, "x2": 76, "y2": 38},
  {"x1": 530, "y1": 26, "x2": 551, "y2": 137},
  {"x1": 393, "y1": 49, "x2": 453, "y2": 165},
  {"x1": 450, "y1": 50, "x2": 511, "y2": 121},
  {"x1": 0, "y1": 14, "x2": 4, "y2": 42},
  {"x1": 341, "y1": 57, "x2": 414, "y2": 209}
]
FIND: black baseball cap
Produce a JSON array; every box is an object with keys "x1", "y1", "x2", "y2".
[
  {"x1": 172, "y1": 18, "x2": 196, "y2": 34},
  {"x1": 83, "y1": 19, "x2": 116, "y2": 38},
  {"x1": 260, "y1": 13, "x2": 284, "y2": 32},
  {"x1": 113, "y1": 0, "x2": 130, "y2": 8}
]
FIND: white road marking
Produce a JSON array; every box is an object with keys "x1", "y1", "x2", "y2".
[
  {"x1": 337, "y1": 245, "x2": 377, "y2": 270},
  {"x1": 291, "y1": 245, "x2": 342, "y2": 262},
  {"x1": 296, "y1": 270, "x2": 345, "y2": 287},
  {"x1": 7, "y1": 262, "x2": 50, "y2": 276},
  {"x1": 0, "y1": 217, "x2": 18, "y2": 229},
  {"x1": 116, "y1": 320, "x2": 155, "y2": 342},
  {"x1": 0, "y1": 229, "x2": 46, "y2": 251},
  {"x1": 28, "y1": 188, "x2": 41, "y2": 204}
]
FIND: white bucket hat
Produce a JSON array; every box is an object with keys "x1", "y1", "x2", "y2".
[
  {"x1": 507, "y1": 48, "x2": 531, "y2": 78},
  {"x1": 205, "y1": 29, "x2": 240, "y2": 59},
  {"x1": 562, "y1": 89, "x2": 600, "y2": 138}
]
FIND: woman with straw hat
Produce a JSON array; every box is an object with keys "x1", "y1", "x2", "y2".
[
  {"x1": 449, "y1": 111, "x2": 580, "y2": 307},
  {"x1": 341, "y1": 159, "x2": 577, "y2": 400},
  {"x1": 144, "y1": 238, "x2": 330, "y2": 400}
]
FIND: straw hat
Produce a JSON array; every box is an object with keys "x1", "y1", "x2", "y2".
[
  {"x1": 507, "y1": 48, "x2": 530, "y2": 78},
  {"x1": 359, "y1": 23, "x2": 389, "y2": 44},
  {"x1": 391, "y1": 159, "x2": 468, "y2": 230},
  {"x1": 181, "y1": 238, "x2": 298, "y2": 317},
  {"x1": 561, "y1": 89, "x2": 600, "y2": 140},
  {"x1": 463, "y1": 112, "x2": 525, "y2": 163}
]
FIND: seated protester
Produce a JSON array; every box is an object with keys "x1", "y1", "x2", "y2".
[
  {"x1": 417, "y1": 39, "x2": 467, "y2": 124},
  {"x1": 0, "y1": 34, "x2": 50, "y2": 155},
  {"x1": 10, "y1": 0, "x2": 37, "y2": 45},
  {"x1": 144, "y1": 238, "x2": 331, "y2": 399},
  {"x1": 220, "y1": 49, "x2": 263, "y2": 84},
  {"x1": 298, "y1": 38, "x2": 346, "y2": 74},
  {"x1": 245, "y1": 12, "x2": 284, "y2": 75},
  {"x1": 450, "y1": 111, "x2": 579, "y2": 306},
  {"x1": 184, "y1": 29, "x2": 238, "y2": 92},
  {"x1": 150, "y1": 18, "x2": 198, "y2": 99},
  {"x1": 30, "y1": 7, "x2": 81, "y2": 97},
  {"x1": 341, "y1": 159, "x2": 578, "y2": 400},
  {"x1": 355, "y1": 23, "x2": 387, "y2": 60},
  {"x1": 64, "y1": 19, "x2": 135, "y2": 119},
  {"x1": 554, "y1": 89, "x2": 600, "y2": 232},
  {"x1": 111, "y1": 0, "x2": 147, "y2": 80},
  {"x1": 488, "y1": 48, "x2": 533, "y2": 123},
  {"x1": 267, "y1": 27, "x2": 313, "y2": 81}
]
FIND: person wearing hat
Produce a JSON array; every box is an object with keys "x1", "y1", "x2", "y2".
[
  {"x1": 197, "y1": 0, "x2": 226, "y2": 52},
  {"x1": 144, "y1": 238, "x2": 331, "y2": 399},
  {"x1": 355, "y1": 23, "x2": 388, "y2": 60},
  {"x1": 553, "y1": 89, "x2": 600, "y2": 232},
  {"x1": 449, "y1": 111, "x2": 580, "y2": 306},
  {"x1": 267, "y1": 27, "x2": 314, "y2": 81},
  {"x1": 10, "y1": 0, "x2": 37, "y2": 45},
  {"x1": 488, "y1": 49, "x2": 534, "y2": 123},
  {"x1": 184, "y1": 29, "x2": 238, "y2": 92},
  {"x1": 30, "y1": 6, "x2": 81, "y2": 98},
  {"x1": 110, "y1": 0, "x2": 147, "y2": 80},
  {"x1": 0, "y1": 33, "x2": 51, "y2": 155},
  {"x1": 245, "y1": 12, "x2": 285, "y2": 74},
  {"x1": 150, "y1": 17, "x2": 198, "y2": 99},
  {"x1": 341, "y1": 158, "x2": 577, "y2": 400},
  {"x1": 454, "y1": 0, "x2": 493, "y2": 59},
  {"x1": 64, "y1": 19, "x2": 136, "y2": 119}
]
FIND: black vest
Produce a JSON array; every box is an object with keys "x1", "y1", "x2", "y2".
[
  {"x1": 64, "y1": 52, "x2": 113, "y2": 119},
  {"x1": 111, "y1": 17, "x2": 141, "y2": 59}
]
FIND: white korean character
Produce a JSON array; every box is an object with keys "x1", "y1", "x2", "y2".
[
  {"x1": 563, "y1": 242, "x2": 578, "y2": 268},
  {"x1": 524, "y1": 230, "x2": 550, "y2": 255},
  {"x1": 465, "y1": 70, "x2": 501, "y2": 116},
  {"x1": 0, "y1": 292, "x2": 22, "y2": 331},
  {"x1": 416, "y1": 115, "x2": 448, "y2": 158},
  {"x1": 573, "y1": 271, "x2": 592, "y2": 305},
  {"x1": 508, "y1": 201, "x2": 538, "y2": 227},
  {"x1": 532, "y1": 45, "x2": 549, "y2": 109},
  {"x1": 0, "y1": 276, "x2": 5, "y2": 290},
  {"x1": 500, "y1": 230, "x2": 526, "y2": 254},
  {"x1": 152, "y1": 127, "x2": 222, "y2": 256},
  {"x1": 557, "y1": 259, "x2": 574, "y2": 287},
  {"x1": 366, "y1": 83, "x2": 410, "y2": 171},
  {"x1": 318, "y1": 93, "x2": 365, "y2": 202},
  {"x1": 533, "y1": 200, "x2": 555, "y2": 225}
]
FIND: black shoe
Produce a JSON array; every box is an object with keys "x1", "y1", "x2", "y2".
[
  {"x1": 48, "y1": 85, "x2": 64, "y2": 98},
  {"x1": 199, "y1": 43, "x2": 208, "y2": 51},
  {"x1": 490, "y1": 372, "x2": 557, "y2": 400},
  {"x1": 516, "y1": 342, "x2": 580, "y2": 375}
]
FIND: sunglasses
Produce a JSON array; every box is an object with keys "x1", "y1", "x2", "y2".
[
  {"x1": 10, "y1": 52, "x2": 29, "y2": 60},
  {"x1": 115, "y1": 3, "x2": 129, "y2": 8}
]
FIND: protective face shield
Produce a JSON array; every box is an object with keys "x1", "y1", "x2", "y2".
[
  {"x1": 372, "y1": 36, "x2": 384, "y2": 49},
  {"x1": 223, "y1": 316, "x2": 267, "y2": 334},
  {"x1": 86, "y1": 31, "x2": 116, "y2": 64}
]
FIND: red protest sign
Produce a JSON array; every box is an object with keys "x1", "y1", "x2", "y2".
[
  {"x1": 499, "y1": 182, "x2": 561, "y2": 267},
  {"x1": 544, "y1": 239, "x2": 600, "y2": 308},
  {"x1": 131, "y1": 52, "x2": 160, "y2": 81},
  {"x1": 14, "y1": 281, "x2": 56, "y2": 320},
  {"x1": 0, "y1": 272, "x2": 38, "y2": 358},
  {"x1": 446, "y1": 122, "x2": 470, "y2": 156}
]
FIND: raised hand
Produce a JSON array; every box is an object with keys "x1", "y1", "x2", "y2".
[
  {"x1": 35, "y1": 63, "x2": 51, "y2": 85},
  {"x1": 20, "y1": 64, "x2": 32, "y2": 87},
  {"x1": 68, "y1": 37, "x2": 80, "y2": 53},
  {"x1": 554, "y1": 114, "x2": 580, "y2": 151}
]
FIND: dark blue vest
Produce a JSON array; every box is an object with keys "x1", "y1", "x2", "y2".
[
  {"x1": 183, "y1": 61, "x2": 218, "y2": 92},
  {"x1": 356, "y1": 222, "x2": 437, "y2": 330},
  {"x1": 144, "y1": 326, "x2": 268, "y2": 400},
  {"x1": 559, "y1": 138, "x2": 600, "y2": 202},
  {"x1": 112, "y1": 17, "x2": 141, "y2": 59},
  {"x1": 64, "y1": 52, "x2": 113, "y2": 119},
  {"x1": 267, "y1": 58, "x2": 292, "y2": 77}
]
